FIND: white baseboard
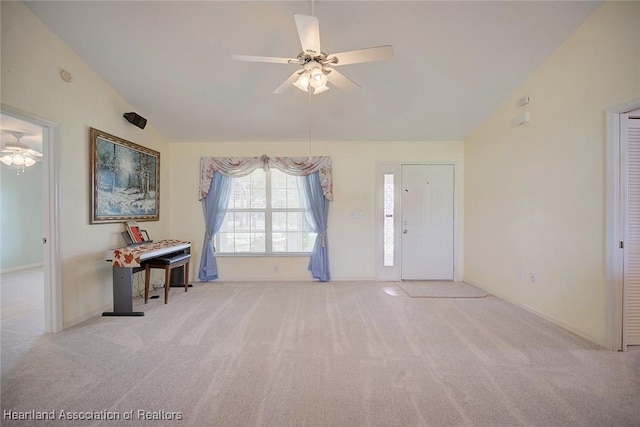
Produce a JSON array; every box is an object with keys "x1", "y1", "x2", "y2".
[
  {"x1": 63, "y1": 303, "x2": 112, "y2": 330},
  {"x1": 1, "y1": 263, "x2": 43, "y2": 274},
  {"x1": 206, "y1": 276, "x2": 376, "y2": 282},
  {"x1": 464, "y1": 280, "x2": 606, "y2": 349}
]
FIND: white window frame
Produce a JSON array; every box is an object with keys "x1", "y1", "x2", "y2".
[{"x1": 215, "y1": 169, "x2": 315, "y2": 256}]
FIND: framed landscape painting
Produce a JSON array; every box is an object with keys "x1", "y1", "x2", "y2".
[{"x1": 90, "y1": 128, "x2": 160, "y2": 224}]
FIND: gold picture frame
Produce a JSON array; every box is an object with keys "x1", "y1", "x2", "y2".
[{"x1": 90, "y1": 127, "x2": 160, "y2": 224}]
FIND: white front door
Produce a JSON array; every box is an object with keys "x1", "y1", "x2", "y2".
[{"x1": 401, "y1": 164, "x2": 454, "y2": 280}]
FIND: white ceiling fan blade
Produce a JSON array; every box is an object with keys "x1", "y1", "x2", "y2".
[
  {"x1": 273, "y1": 70, "x2": 304, "y2": 94},
  {"x1": 325, "y1": 67, "x2": 360, "y2": 93},
  {"x1": 25, "y1": 149, "x2": 43, "y2": 157},
  {"x1": 232, "y1": 54, "x2": 297, "y2": 64},
  {"x1": 294, "y1": 14, "x2": 321, "y2": 56},
  {"x1": 327, "y1": 45, "x2": 394, "y2": 66}
]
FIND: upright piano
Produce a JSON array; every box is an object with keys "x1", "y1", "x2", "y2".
[{"x1": 104, "y1": 239, "x2": 191, "y2": 316}]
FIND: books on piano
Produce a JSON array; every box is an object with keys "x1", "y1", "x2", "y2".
[{"x1": 125, "y1": 221, "x2": 144, "y2": 243}]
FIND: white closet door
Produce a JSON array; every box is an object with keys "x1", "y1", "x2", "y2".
[{"x1": 624, "y1": 114, "x2": 640, "y2": 345}]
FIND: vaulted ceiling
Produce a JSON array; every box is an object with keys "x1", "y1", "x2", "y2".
[{"x1": 24, "y1": 1, "x2": 601, "y2": 143}]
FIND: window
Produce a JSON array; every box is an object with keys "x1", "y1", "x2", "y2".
[
  {"x1": 216, "y1": 168, "x2": 316, "y2": 254},
  {"x1": 383, "y1": 173, "x2": 395, "y2": 266}
]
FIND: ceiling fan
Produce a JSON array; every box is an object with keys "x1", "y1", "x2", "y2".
[
  {"x1": 0, "y1": 131, "x2": 43, "y2": 173},
  {"x1": 232, "y1": 14, "x2": 393, "y2": 95}
]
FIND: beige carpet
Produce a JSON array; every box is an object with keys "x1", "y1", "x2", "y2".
[
  {"x1": 0, "y1": 267, "x2": 45, "y2": 375},
  {"x1": 396, "y1": 281, "x2": 489, "y2": 298},
  {"x1": 2, "y1": 280, "x2": 640, "y2": 426}
]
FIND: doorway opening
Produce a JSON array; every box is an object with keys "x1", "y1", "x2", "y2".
[
  {"x1": 1, "y1": 105, "x2": 62, "y2": 333},
  {"x1": 376, "y1": 162, "x2": 459, "y2": 282}
]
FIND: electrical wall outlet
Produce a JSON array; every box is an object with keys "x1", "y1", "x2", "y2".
[{"x1": 530, "y1": 272, "x2": 536, "y2": 283}]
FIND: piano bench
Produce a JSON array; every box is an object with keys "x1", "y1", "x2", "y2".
[{"x1": 143, "y1": 253, "x2": 191, "y2": 304}]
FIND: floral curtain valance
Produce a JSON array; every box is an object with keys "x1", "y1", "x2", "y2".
[{"x1": 199, "y1": 155, "x2": 333, "y2": 201}]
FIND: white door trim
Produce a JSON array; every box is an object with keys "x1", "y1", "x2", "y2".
[
  {"x1": 2, "y1": 104, "x2": 63, "y2": 333},
  {"x1": 375, "y1": 161, "x2": 460, "y2": 282},
  {"x1": 605, "y1": 97, "x2": 640, "y2": 351}
]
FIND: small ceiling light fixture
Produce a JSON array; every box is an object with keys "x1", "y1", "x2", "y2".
[
  {"x1": 293, "y1": 60, "x2": 330, "y2": 94},
  {"x1": 0, "y1": 132, "x2": 43, "y2": 174},
  {"x1": 293, "y1": 71, "x2": 311, "y2": 92}
]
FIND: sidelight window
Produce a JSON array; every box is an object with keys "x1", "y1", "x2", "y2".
[{"x1": 383, "y1": 173, "x2": 395, "y2": 266}]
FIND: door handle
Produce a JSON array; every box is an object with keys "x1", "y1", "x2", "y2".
[{"x1": 403, "y1": 229, "x2": 408, "y2": 234}]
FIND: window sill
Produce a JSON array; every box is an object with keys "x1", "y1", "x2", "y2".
[{"x1": 215, "y1": 253, "x2": 311, "y2": 258}]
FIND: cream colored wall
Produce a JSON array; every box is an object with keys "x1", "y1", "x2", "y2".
[
  {"x1": 169, "y1": 140, "x2": 464, "y2": 281},
  {"x1": 464, "y1": 1, "x2": 640, "y2": 346},
  {"x1": 1, "y1": 2, "x2": 172, "y2": 327}
]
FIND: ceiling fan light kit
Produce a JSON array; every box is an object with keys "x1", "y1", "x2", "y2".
[
  {"x1": 293, "y1": 61, "x2": 330, "y2": 94},
  {"x1": 233, "y1": 14, "x2": 393, "y2": 95},
  {"x1": 0, "y1": 154, "x2": 36, "y2": 167},
  {"x1": 0, "y1": 131, "x2": 43, "y2": 174}
]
